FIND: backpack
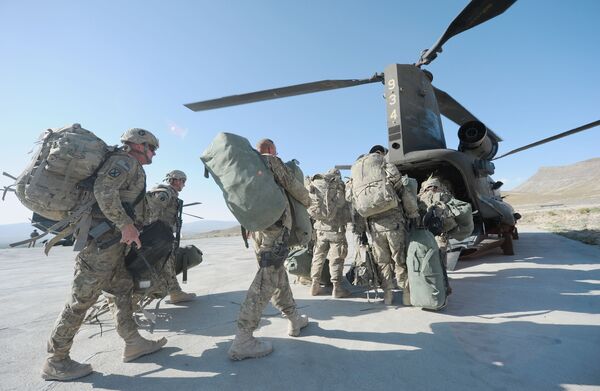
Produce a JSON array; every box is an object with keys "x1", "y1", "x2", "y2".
[
  {"x1": 285, "y1": 160, "x2": 312, "y2": 247},
  {"x1": 346, "y1": 244, "x2": 379, "y2": 290},
  {"x1": 400, "y1": 175, "x2": 420, "y2": 219},
  {"x1": 446, "y1": 198, "x2": 474, "y2": 240},
  {"x1": 306, "y1": 170, "x2": 347, "y2": 225},
  {"x1": 406, "y1": 228, "x2": 447, "y2": 310},
  {"x1": 350, "y1": 153, "x2": 399, "y2": 218},
  {"x1": 201, "y1": 132, "x2": 287, "y2": 232},
  {"x1": 15, "y1": 124, "x2": 112, "y2": 221}
]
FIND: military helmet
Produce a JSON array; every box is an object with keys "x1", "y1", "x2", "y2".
[
  {"x1": 120, "y1": 128, "x2": 159, "y2": 150},
  {"x1": 165, "y1": 170, "x2": 187, "y2": 182},
  {"x1": 369, "y1": 144, "x2": 388, "y2": 154},
  {"x1": 421, "y1": 174, "x2": 442, "y2": 190}
]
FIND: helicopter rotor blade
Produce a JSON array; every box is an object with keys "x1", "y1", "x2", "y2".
[
  {"x1": 184, "y1": 74, "x2": 384, "y2": 112},
  {"x1": 494, "y1": 120, "x2": 600, "y2": 160},
  {"x1": 183, "y1": 201, "x2": 202, "y2": 207},
  {"x1": 182, "y1": 212, "x2": 204, "y2": 219},
  {"x1": 334, "y1": 165, "x2": 352, "y2": 170},
  {"x1": 433, "y1": 86, "x2": 502, "y2": 142},
  {"x1": 417, "y1": 0, "x2": 517, "y2": 66}
]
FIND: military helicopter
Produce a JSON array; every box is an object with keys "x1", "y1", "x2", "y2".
[{"x1": 183, "y1": 0, "x2": 599, "y2": 259}]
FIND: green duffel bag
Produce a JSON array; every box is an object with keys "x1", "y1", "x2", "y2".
[
  {"x1": 175, "y1": 245, "x2": 203, "y2": 275},
  {"x1": 406, "y1": 228, "x2": 447, "y2": 311},
  {"x1": 285, "y1": 159, "x2": 312, "y2": 247},
  {"x1": 285, "y1": 246, "x2": 331, "y2": 284},
  {"x1": 446, "y1": 198, "x2": 473, "y2": 241},
  {"x1": 201, "y1": 132, "x2": 287, "y2": 232}
]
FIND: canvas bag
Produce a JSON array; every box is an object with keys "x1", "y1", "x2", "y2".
[
  {"x1": 285, "y1": 160, "x2": 312, "y2": 247},
  {"x1": 306, "y1": 170, "x2": 347, "y2": 225},
  {"x1": 201, "y1": 132, "x2": 287, "y2": 232},
  {"x1": 284, "y1": 245, "x2": 331, "y2": 284},
  {"x1": 446, "y1": 198, "x2": 474, "y2": 240},
  {"x1": 15, "y1": 123, "x2": 109, "y2": 221},
  {"x1": 350, "y1": 153, "x2": 398, "y2": 218},
  {"x1": 400, "y1": 175, "x2": 420, "y2": 219},
  {"x1": 406, "y1": 228, "x2": 447, "y2": 310}
]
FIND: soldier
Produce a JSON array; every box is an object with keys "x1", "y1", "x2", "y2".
[
  {"x1": 308, "y1": 169, "x2": 352, "y2": 298},
  {"x1": 41, "y1": 128, "x2": 166, "y2": 381},
  {"x1": 350, "y1": 145, "x2": 409, "y2": 305},
  {"x1": 228, "y1": 138, "x2": 311, "y2": 361},
  {"x1": 146, "y1": 170, "x2": 196, "y2": 304},
  {"x1": 417, "y1": 175, "x2": 462, "y2": 295},
  {"x1": 28, "y1": 229, "x2": 39, "y2": 248}
]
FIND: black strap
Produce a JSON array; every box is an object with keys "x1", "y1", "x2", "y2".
[{"x1": 241, "y1": 226, "x2": 249, "y2": 248}]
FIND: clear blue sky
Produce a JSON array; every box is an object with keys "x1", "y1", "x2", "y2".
[{"x1": 1, "y1": 0, "x2": 599, "y2": 225}]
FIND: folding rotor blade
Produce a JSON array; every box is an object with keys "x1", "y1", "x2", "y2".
[
  {"x1": 182, "y1": 212, "x2": 204, "y2": 219},
  {"x1": 433, "y1": 86, "x2": 502, "y2": 142},
  {"x1": 334, "y1": 165, "x2": 352, "y2": 170},
  {"x1": 184, "y1": 75, "x2": 383, "y2": 112},
  {"x1": 494, "y1": 120, "x2": 600, "y2": 160},
  {"x1": 183, "y1": 202, "x2": 202, "y2": 207},
  {"x1": 417, "y1": 0, "x2": 517, "y2": 66}
]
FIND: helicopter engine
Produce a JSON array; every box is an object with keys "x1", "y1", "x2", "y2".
[{"x1": 458, "y1": 120, "x2": 498, "y2": 160}]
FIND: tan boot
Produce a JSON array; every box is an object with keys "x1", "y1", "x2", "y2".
[
  {"x1": 287, "y1": 312, "x2": 309, "y2": 337},
  {"x1": 383, "y1": 289, "x2": 394, "y2": 305},
  {"x1": 123, "y1": 335, "x2": 167, "y2": 362},
  {"x1": 332, "y1": 282, "x2": 351, "y2": 298},
  {"x1": 310, "y1": 279, "x2": 322, "y2": 296},
  {"x1": 166, "y1": 290, "x2": 196, "y2": 304},
  {"x1": 228, "y1": 329, "x2": 273, "y2": 360},
  {"x1": 402, "y1": 287, "x2": 412, "y2": 306},
  {"x1": 41, "y1": 356, "x2": 93, "y2": 381}
]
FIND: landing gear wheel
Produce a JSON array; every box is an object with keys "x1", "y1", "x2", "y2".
[{"x1": 501, "y1": 232, "x2": 514, "y2": 255}]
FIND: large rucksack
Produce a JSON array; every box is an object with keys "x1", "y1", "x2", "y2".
[
  {"x1": 285, "y1": 160, "x2": 312, "y2": 247},
  {"x1": 350, "y1": 153, "x2": 399, "y2": 218},
  {"x1": 201, "y1": 132, "x2": 287, "y2": 232},
  {"x1": 15, "y1": 123, "x2": 111, "y2": 221},
  {"x1": 306, "y1": 170, "x2": 347, "y2": 225},
  {"x1": 400, "y1": 175, "x2": 420, "y2": 219},
  {"x1": 446, "y1": 198, "x2": 474, "y2": 240},
  {"x1": 406, "y1": 228, "x2": 447, "y2": 310}
]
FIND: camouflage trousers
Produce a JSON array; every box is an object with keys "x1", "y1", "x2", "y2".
[
  {"x1": 369, "y1": 228, "x2": 407, "y2": 290},
  {"x1": 47, "y1": 238, "x2": 138, "y2": 358},
  {"x1": 237, "y1": 224, "x2": 297, "y2": 333},
  {"x1": 310, "y1": 230, "x2": 348, "y2": 283}
]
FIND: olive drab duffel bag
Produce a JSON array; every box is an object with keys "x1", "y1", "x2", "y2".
[
  {"x1": 406, "y1": 228, "x2": 447, "y2": 310},
  {"x1": 125, "y1": 221, "x2": 174, "y2": 290},
  {"x1": 285, "y1": 245, "x2": 331, "y2": 284},
  {"x1": 201, "y1": 132, "x2": 287, "y2": 232},
  {"x1": 15, "y1": 123, "x2": 112, "y2": 221},
  {"x1": 350, "y1": 153, "x2": 399, "y2": 218},
  {"x1": 285, "y1": 160, "x2": 312, "y2": 247},
  {"x1": 446, "y1": 198, "x2": 474, "y2": 241}
]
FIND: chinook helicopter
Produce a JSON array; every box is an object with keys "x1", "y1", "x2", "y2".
[{"x1": 184, "y1": 0, "x2": 599, "y2": 260}]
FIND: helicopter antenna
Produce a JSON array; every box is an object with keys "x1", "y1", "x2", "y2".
[
  {"x1": 417, "y1": 0, "x2": 517, "y2": 67},
  {"x1": 494, "y1": 120, "x2": 600, "y2": 160}
]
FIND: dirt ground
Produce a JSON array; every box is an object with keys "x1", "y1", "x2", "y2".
[{"x1": 517, "y1": 205, "x2": 600, "y2": 245}]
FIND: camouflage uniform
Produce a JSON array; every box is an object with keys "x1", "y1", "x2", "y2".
[
  {"x1": 364, "y1": 159, "x2": 407, "y2": 290},
  {"x1": 418, "y1": 182, "x2": 456, "y2": 267},
  {"x1": 236, "y1": 154, "x2": 310, "y2": 333},
  {"x1": 145, "y1": 184, "x2": 184, "y2": 296},
  {"x1": 310, "y1": 219, "x2": 348, "y2": 284},
  {"x1": 47, "y1": 152, "x2": 147, "y2": 358}
]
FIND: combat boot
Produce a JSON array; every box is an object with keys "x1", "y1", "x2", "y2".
[
  {"x1": 287, "y1": 312, "x2": 309, "y2": 337},
  {"x1": 402, "y1": 287, "x2": 412, "y2": 306},
  {"x1": 123, "y1": 335, "x2": 167, "y2": 362},
  {"x1": 383, "y1": 289, "x2": 394, "y2": 305},
  {"x1": 332, "y1": 282, "x2": 351, "y2": 298},
  {"x1": 167, "y1": 290, "x2": 196, "y2": 304},
  {"x1": 41, "y1": 356, "x2": 93, "y2": 381},
  {"x1": 228, "y1": 329, "x2": 273, "y2": 360},
  {"x1": 310, "y1": 279, "x2": 322, "y2": 296}
]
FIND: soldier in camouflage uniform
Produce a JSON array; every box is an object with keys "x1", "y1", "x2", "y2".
[
  {"x1": 228, "y1": 138, "x2": 311, "y2": 361},
  {"x1": 418, "y1": 175, "x2": 457, "y2": 294},
  {"x1": 42, "y1": 128, "x2": 166, "y2": 381},
  {"x1": 145, "y1": 170, "x2": 196, "y2": 304},
  {"x1": 360, "y1": 145, "x2": 408, "y2": 306},
  {"x1": 309, "y1": 169, "x2": 352, "y2": 298}
]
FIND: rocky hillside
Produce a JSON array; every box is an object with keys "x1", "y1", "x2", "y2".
[{"x1": 506, "y1": 158, "x2": 600, "y2": 207}]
